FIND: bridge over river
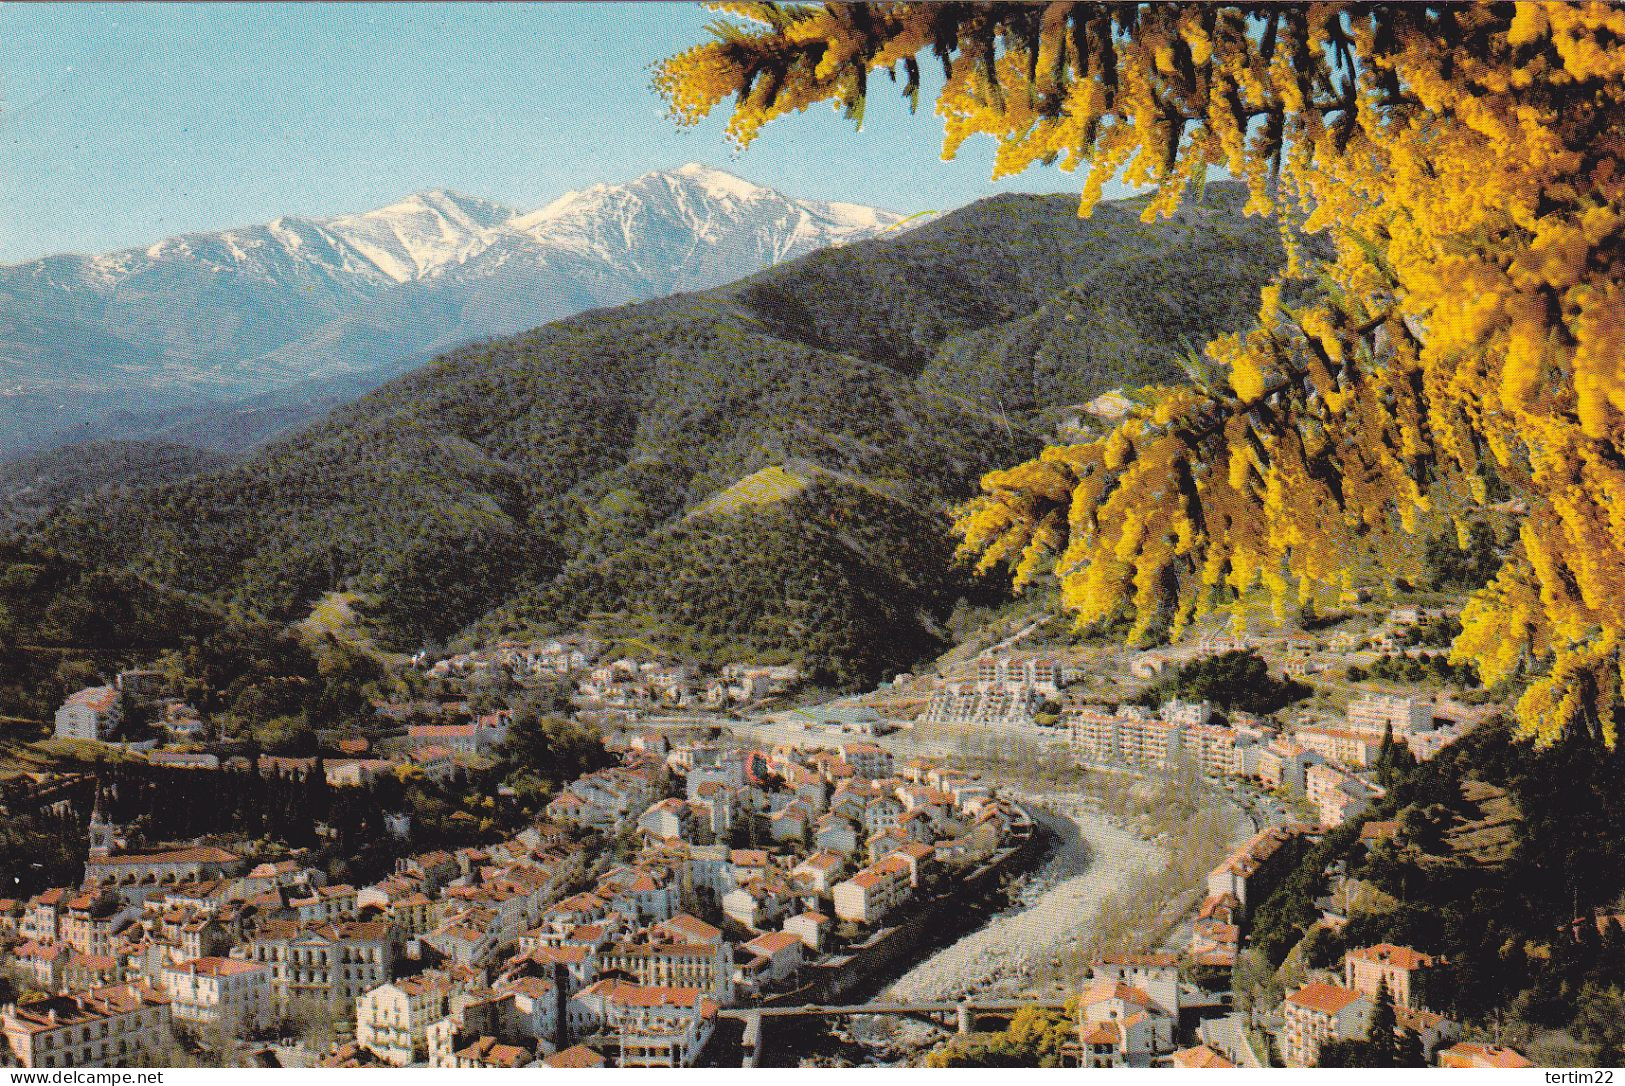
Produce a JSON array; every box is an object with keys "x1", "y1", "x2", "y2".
[{"x1": 722, "y1": 998, "x2": 1071, "y2": 1067}]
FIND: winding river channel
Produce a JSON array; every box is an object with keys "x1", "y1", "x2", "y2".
[{"x1": 821, "y1": 794, "x2": 1168, "y2": 1065}]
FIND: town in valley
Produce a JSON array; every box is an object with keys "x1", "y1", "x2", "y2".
[
  {"x1": 0, "y1": 602, "x2": 1553, "y2": 1068},
  {"x1": 4, "y1": 0, "x2": 1624, "y2": 1072}
]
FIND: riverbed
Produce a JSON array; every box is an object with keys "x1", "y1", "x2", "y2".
[{"x1": 831, "y1": 794, "x2": 1166, "y2": 1062}]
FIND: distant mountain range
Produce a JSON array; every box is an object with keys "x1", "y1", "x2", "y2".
[
  {"x1": 17, "y1": 183, "x2": 1285, "y2": 686},
  {"x1": 0, "y1": 165, "x2": 905, "y2": 454}
]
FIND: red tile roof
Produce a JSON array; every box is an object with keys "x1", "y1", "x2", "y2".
[
  {"x1": 543, "y1": 1045, "x2": 606, "y2": 1068},
  {"x1": 1347, "y1": 943, "x2": 1439, "y2": 970},
  {"x1": 1286, "y1": 981, "x2": 1364, "y2": 1016},
  {"x1": 1438, "y1": 1043, "x2": 1533, "y2": 1069},
  {"x1": 1172, "y1": 1045, "x2": 1236, "y2": 1068}
]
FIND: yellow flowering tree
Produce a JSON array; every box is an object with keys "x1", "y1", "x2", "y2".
[{"x1": 657, "y1": 2, "x2": 1625, "y2": 746}]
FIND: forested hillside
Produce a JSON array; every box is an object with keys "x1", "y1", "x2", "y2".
[
  {"x1": 1245, "y1": 723, "x2": 1625, "y2": 1063},
  {"x1": 0, "y1": 440, "x2": 227, "y2": 527},
  {"x1": 13, "y1": 184, "x2": 1283, "y2": 686},
  {"x1": 0, "y1": 537, "x2": 321, "y2": 726}
]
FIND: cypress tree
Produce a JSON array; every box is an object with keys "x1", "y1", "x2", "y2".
[
  {"x1": 1368, "y1": 977, "x2": 1399, "y2": 1067},
  {"x1": 1397, "y1": 1026, "x2": 1426, "y2": 1067}
]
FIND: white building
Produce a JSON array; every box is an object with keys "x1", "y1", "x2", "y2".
[
  {"x1": 831, "y1": 854, "x2": 913, "y2": 925},
  {"x1": 159, "y1": 957, "x2": 272, "y2": 1033},
  {"x1": 1281, "y1": 981, "x2": 1372, "y2": 1068},
  {"x1": 1347, "y1": 695, "x2": 1433, "y2": 737},
  {"x1": 54, "y1": 687, "x2": 123, "y2": 742},
  {"x1": 566, "y1": 980, "x2": 716, "y2": 1068},
  {"x1": 355, "y1": 973, "x2": 458, "y2": 1066}
]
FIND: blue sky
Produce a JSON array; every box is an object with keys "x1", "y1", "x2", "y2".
[{"x1": 0, "y1": 2, "x2": 1117, "y2": 264}]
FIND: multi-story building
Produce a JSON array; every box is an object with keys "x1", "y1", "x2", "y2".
[
  {"x1": 720, "y1": 878, "x2": 793, "y2": 932},
  {"x1": 2, "y1": 984, "x2": 171, "y2": 1068},
  {"x1": 1344, "y1": 944, "x2": 1446, "y2": 1010},
  {"x1": 638, "y1": 799, "x2": 696, "y2": 843},
  {"x1": 1347, "y1": 695, "x2": 1434, "y2": 737},
  {"x1": 355, "y1": 973, "x2": 459, "y2": 1066},
  {"x1": 923, "y1": 655, "x2": 1062, "y2": 727},
  {"x1": 22, "y1": 888, "x2": 69, "y2": 942},
  {"x1": 1295, "y1": 726, "x2": 1384, "y2": 769},
  {"x1": 782, "y1": 911, "x2": 830, "y2": 952},
  {"x1": 1065, "y1": 704, "x2": 1217, "y2": 772},
  {"x1": 1161, "y1": 699, "x2": 1214, "y2": 728},
  {"x1": 597, "y1": 941, "x2": 733, "y2": 1002},
  {"x1": 1183, "y1": 724, "x2": 1238, "y2": 778},
  {"x1": 53, "y1": 687, "x2": 123, "y2": 742},
  {"x1": 159, "y1": 957, "x2": 272, "y2": 1032},
  {"x1": 243, "y1": 920, "x2": 395, "y2": 1005},
  {"x1": 839, "y1": 742, "x2": 893, "y2": 780},
  {"x1": 1088, "y1": 955, "x2": 1182, "y2": 1016},
  {"x1": 1259, "y1": 738, "x2": 1322, "y2": 792},
  {"x1": 1066, "y1": 705, "x2": 1125, "y2": 762},
  {"x1": 566, "y1": 980, "x2": 717, "y2": 1067},
  {"x1": 790, "y1": 851, "x2": 846, "y2": 897},
  {"x1": 737, "y1": 930, "x2": 804, "y2": 991},
  {"x1": 831, "y1": 854, "x2": 913, "y2": 925},
  {"x1": 59, "y1": 893, "x2": 137, "y2": 956},
  {"x1": 1306, "y1": 763, "x2": 1381, "y2": 828},
  {"x1": 289, "y1": 884, "x2": 359, "y2": 925},
  {"x1": 1206, "y1": 827, "x2": 1305, "y2": 917},
  {"x1": 1074, "y1": 978, "x2": 1176, "y2": 1068},
  {"x1": 1281, "y1": 981, "x2": 1371, "y2": 1068},
  {"x1": 1119, "y1": 718, "x2": 1180, "y2": 769}
]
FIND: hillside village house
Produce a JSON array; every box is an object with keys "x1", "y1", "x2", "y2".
[
  {"x1": 53, "y1": 686, "x2": 123, "y2": 742},
  {"x1": 790, "y1": 850, "x2": 846, "y2": 896},
  {"x1": 736, "y1": 930, "x2": 803, "y2": 992},
  {"x1": 1089, "y1": 955, "x2": 1182, "y2": 1016},
  {"x1": 782, "y1": 910, "x2": 830, "y2": 952},
  {"x1": 1074, "y1": 975, "x2": 1177, "y2": 1068},
  {"x1": 831, "y1": 853, "x2": 913, "y2": 925},
  {"x1": 1344, "y1": 944, "x2": 1446, "y2": 1010},
  {"x1": 721, "y1": 878, "x2": 793, "y2": 932}
]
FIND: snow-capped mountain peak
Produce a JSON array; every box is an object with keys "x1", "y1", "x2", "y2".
[
  {"x1": 664, "y1": 162, "x2": 770, "y2": 200},
  {"x1": 507, "y1": 164, "x2": 904, "y2": 268},
  {"x1": 0, "y1": 166, "x2": 909, "y2": 451},
  {"x1": 316, "y1": 189, "x2": 518, "y2": 282}
]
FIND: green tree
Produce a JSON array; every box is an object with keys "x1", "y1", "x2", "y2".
[
  {"x1": 1377, "y1": 723, "x2": 1418, "y2": 790},
  {"x1": 1151, "y1": 649, "x2": 1300, "y2": 715},
  {"x1": 1396, "y1": 1026, "x2": 1425, "y2": 1069}
]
